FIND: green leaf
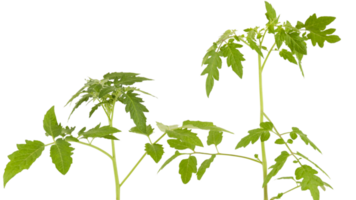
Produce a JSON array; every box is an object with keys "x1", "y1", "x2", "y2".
[
  {"x1": 265, "y1": 1, "x2": 277, "y2": 21},
  {"x1": 82, "y1": 124, "x2": 121, "y2": 138},
  {"x1": 207, "y1": 131, "x2": 223, "y2": 146},
  {"x1": 156, "y1": 122, "x2": 179, "y2": 132},
  {"x1": 235, "y1": 124, "x2": 271, "y2": 149},
  {"x1": 236, "y1": 24, "x2": 265, "y2": 59},
  {"x1": 50, "y1": 138, "x2": 74, "y2": 175},
  {"x1": 65, "y1": 136, "x2": 79, "y2": 142},
  {"x1": 287, "y1": 139, "x2": 293, "y2": 144},
  {"x1": 197, "y1": 155, "x2": 216, "y2": 180},
  {"x1": 68, "y1": 94, "x2": 92, "y2": 119},
  {"x1": 179, "y1": 156, "x2": 198, "y2": 184},
  {"x1": 167, "y1": 139, "x2": 195, "y2": 150},
  {"x1": 129, "y1": 124, "x2": 154, "y2": 137},
  {"x1": 278, "y1": 176, "x2": 297, "y2": 182},
  {"x1": 274, "y1": 27, "x2": 286, "y2": 49},
  {"x1": 295, "y1": 165, "x2": 325, "y2": 200},
  {"x1": 221, "y1": 41, "x2": 245, "y2": 78},
  {"x1": 43, "y1": 106, "x2": 62, "y2": 138},
  {"x1": 65, "y1": 85, "x2": 86, "y2": 107},
  {"x1": 292, "y1": 127, "x2": 321, "y2": 153},
  {"x1": 294, "y1": 148, "x2": 332, "y2": 182},
  {"x1": 181, "y1": 117, "x2": 236, "y2": 137},
  {"x1": 125, "y1": 85, "x2": 159, "y2": 101},
  {"x1": 3, "y1": 140, "x2": 45, "y2": 187},
  {"x1": 145, "y1": 143, "x2": 164, "y2": 163},
  {"x1": 260, "y1": 122, "x2": 274, "y2": 131},
  {"x1": 304, "y1": 14, "x2": 340, "y2": 48},
  {"x1": 278, "y1": 47, "x2": 305, "y2": 80},
  {"x1": 253, "y1": 152, "x2": 261, "y2": 159},
  {"x1": 95, "y1": 135, "x2": 122, "y2": 143},
  {"x1": 98, "y1": 86, "x2": 117, "y2": 98},
  {"x1": 234, "y1": 126, "x2": 265, "y2": 151},
  {"x1": 284, "y1": 32, "x2": 307, "y2": 55},
  {"x1": 201, "y1": 49, "x2": 222, "y2": 97},
  {"x1": 166, "y1": 128, "x2": 204, "y2": 148},
  {"x1": 88, "y1": 103, "x2": 101, "y2": 121},
  {"x1": 62, "y1": 126, "x2": 76, "y2": 135},
  {"x1": 217, "y1": 29, "x2": 236, "y2": 44},
  {"x1": 123, "y1": 91, "x2": 148, "y2": 133},
  {"x1": 263, "y1": 151, "x2": 290, "y2": 187},
  {"x1": 155, "y1": 151, "x2": 186, "y2": 177},
  {"x1": 274, "y1": 137, "x2": 284, "y2": 147},
  {"x1": 103, "y1": 72, "x2": 152, "y2": 85},
  {"x1": 89, "y1": 101, "x2": 108, "y2": 118},
  {"x1": 290, "y1": 132, "x2": 298, "y2": 140}
]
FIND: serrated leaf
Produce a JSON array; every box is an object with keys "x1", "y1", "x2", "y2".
[
  {"x1": 103, "y1": 72, "x2": 152, "y2": 85},
  {"x1": 304, "y1": 14, "x2": 340, "y2": 48},
  {"x1": 50, "y1": 139, "x2": 74, "y2": 175},
  {"x1": 179, "y1": 156, "x2": 197, "y2": 184},
  {"x1": 235, "y1": 125, "x2": 271, "y2": 149},
  {"x1": 43, "y1": 106, "x2": 62, "y2": 138},
  {"x1": 201, "y1": 49, "x2": 222, "y2": 97},
  {"x1": 3, "y1": 140, "x2": 45, "y2": 187},
  {"x1": 166, "y1": 128, "x2": 203, "y2": 148},
  {"x1": 68, "y1": 94, "x2": 92, "y2": 119},
  {"x1": 88, "y1": 103, "x2": 101, "y2": 121},
  {"x1": 284, "y1": 32, "x2": 307, "y2": 55},
  {"x1": 154, "y1": 119, "x2": 182, "y2": 133},
  {"x1": 123, "y1": 91, "x2": 148, "y2": 133},
  {"x1": 206, "y1": 131, "x2": 224, "y2": 148},
  {"x1": 98, "y1": 86, "x2": 117, "y2": 98},
  {"x1": 155, "y1": 151, "x2": 184, "y2": 177},
  {"x1": 62, "y1": 126, "x2": 75, "y2": 135},
  {"x1": 82, "y1": 124, "x2": 121, "y2": 138},
  {"x1": 89, "y1": 101, "x2": 109, "y2": 118},
  {"x1": 278, "y1": 47, "x2": 305, "y2": 80},
  {"x1": 217, "y1": 29, "x2": 236, "y2": 44},
  {"x1": 265, "y1": 1, "x2": 277, "y2": 21},
  {"x1": 129, "y1": 124, "x2": 154, "y2": 136},
  {"x1": 125, "y1": 85, "x2": 159, "y2": 101},
  {"x1": 263, "y1": 151, "x2": 290, "y2": 187},
  {"x1": 295, "y1": 165, "x2": 325, "y2": 200},
  {"x1": 78, "y1": 127, "x2": 86, "y2": 136},
  {"x1": 234, "y1": 126, "x2": 264, "y2": 151},
  {"x1": 197, "y1": 155, "x2": 216, "y2": 180},
  {"x1": 292, "y1": 127, "x2": 321, "y2": 153},
  {"x1": 95, "y1": 135, "x2": 122, "y2": 143},
  {"x1": 275, "y1": 27, "x2": 286, "y2": 49},
  {"x1": 294, "y1": 148, "x2": 332, "y2": 182},
  {"x1": 182, "y1": 120, "x2": 233, "y2": 134},
  {"x1": 145, "y1": 143, "x2": 164, "y2": 163},
  {"x1": 221, "y1": 42, "x2": 245, "y2": 78},
  {"x1": 236, "y1": 24, "x2": 264, "y2": 57},
  {"x1": 167, "y1": 139, "x2": 195, "y2": 150},
  {"x1": 65, "y1": 85, "x2": 86, "y2": 106}
]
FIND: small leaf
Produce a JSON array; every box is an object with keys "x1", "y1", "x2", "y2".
[
  {"x1": 129, "y1": 125, "x2": 154, "y2": 137},
  {"x1": 207, "y1": 131, "x2": 223, "y2": 146},
  {"x1": 287, "y1": 139, "x2": 293, "y2": 144},
  {"x1": 182, "y1": 120, "x2": 233, "y2": 134},
  {"x1": 201, "y1": 49, "x2": 222, "y2": 97},
  {"x1": 197, "y1": 155, "x2": 216, "y2": 180},
  {"x1": 89, "y1": 101, "x2": 108, "y2": 118},
  {"x1": 247, "y1": 37, "x2": 264, "y2": 57},
  {"x1": 100, "y1": 135, "x2": 119, "y2": 140},
  {"x1": 145, "y1": 143, "x2": 164, "y2": 163},
  {"x1": 235, "y1": 128, "x2": 269, "y2": 149},
  {"x1": 167, "y1": 139, "x2": 195, "y2": 150},
  {"x1": 275, "y1": 139, "x2": 285, "y2": 144},
  {"x1": 65, "y1": 85, "x2": 86, "y2": 106},
  {"x1": 221, "y1": 41, "x2": 245, "y2": 78},
  {"x1": 296, "y1": 152, "x2": 329, "y2": 178},
  {"x1": 50, "y1": 138, "x2": 74, "y2": 175},
  {"x1": 166, "y1": 128, "x2": 204, "y2": 148},
  {"x1": 43, "y1": 106, "x2": 62, "y2": 138},
  {"x1": 156, "y1": 122, "x2": 179, "y2": 132},
  {"x1": 65, "y1": 136, "x2": 79, "y2": 142},
  {"x1": 292, "y1": 127, "x2": 321, "y2": 153},
  {"x1": 82, "y1": 125, "x2": 121, "y2": 138},
  {"x1": 178, "y1": 155, "x2": 198, "y2": 187},
  {"x1": 98, "y1": 86, "x2": 117, "y2": 98},
  {"x1": 260, "y1": 122, "x2": 274, "y2": 131},
  {"x1": 290, "y1": 132, "x2": 298, "y2": 140},
  {"x1": 123, "y1": 91, "x2": 149, "y2": 133},
  {"x1": 265, "y1": 1, "x2": 277, "y2": 21},
  {"x1": 158, "y1": 151, "x2": 182, "y2": 172},
  {"x1": 279, "y1": 49, "x2": 298, "y2": 65},
  {"x1": 68, "y1": 94, "x2": 92, "y2": 119},
  {"x1": 262, "y1": 151, "x2": 290, "y2": 187}
]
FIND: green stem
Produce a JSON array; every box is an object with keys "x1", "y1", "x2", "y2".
[
  {"x1": 270, "y1": 186, "x2": 301, "y2": 200},
  {"x1": 257, "y1": 34, "x2": 268, "y2": 200},
  {"x1": 101, "y1": 100, "x2": 122, "y2": 200},
  {"x1": 261, "y1": 43, "x2": 276, "y2": 71},
  {"x1": 72, "y1": 141, "x2": 112, "y2": 159},
  {"x1": 190, "y1": 152, "x2": 262, "y2": 164}
]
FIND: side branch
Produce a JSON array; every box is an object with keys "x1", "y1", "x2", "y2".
[
  {"x1": 270, "y1": 185, "x2": 301, "y2": 200},
  {"x1": 182, "y1": 151, "x2": 262, "y2": 164}
]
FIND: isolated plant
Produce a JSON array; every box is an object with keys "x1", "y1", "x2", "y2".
[{"x1": 2, "y1": 1, "x2": 341, "y2": 200}]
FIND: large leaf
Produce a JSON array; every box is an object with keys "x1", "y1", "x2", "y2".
[
  {"x1": 295, "y1": 165, "x2": 325, "y2": 200},
  {"x1": 207, "y1": 131, "x2": 223, "y2": 146},
  {"x1": 298, "y1": 11, "x2": 342, "y2": 50},
  {"x1": 284, "y1": 32, "x2": 307, "y2": 55},
  {"x1": 182, "y1": 120, "x2": 233, "y2": 134},
  {"x1": 158, "y1": 151, "x2": 182, "y2": 172},
  {"x1": 3, "y1": 140, "x2": 45, "y2": 187},
  {"x1": 265, "y1": 1, "x2": 277, "y2": 22},
  {"x1": 129, "y1": 125, "x2": 154, "y2": 137},
  {"x1": 279, "y1": 49, "x2": 297, "y2": 65},
  {"x1": 296, "y1": 152, "x2": 329, "y2": 178}
]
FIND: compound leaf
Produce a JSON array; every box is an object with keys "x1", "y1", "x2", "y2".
[
  {"x1": 221, "y1": 41, "x2": 245, "y2": 78},
  {"x1": 295, "y1": 165, "x2": 325, "y2": 200}
]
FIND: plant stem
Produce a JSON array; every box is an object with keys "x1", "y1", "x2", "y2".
[
  {"x1": 109, "y1": 119, "x2": 120, "y2": 200},
  {"x1": 191, "y1": 152, "x2": 262, "y2": 164},
  {"x1": 270, "y1": 186, "x2": 301, "y2": 200},
  {"x1": 259, "y1": 53, "x2": 269, "y2": 200},
  {"x1": 72, "y1": 141, "x2": 113, "y2": 159}
]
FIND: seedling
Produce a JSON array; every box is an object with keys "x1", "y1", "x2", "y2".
[{"x1": 2, "y1": 0, "x2": 342, "y2": 200}]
